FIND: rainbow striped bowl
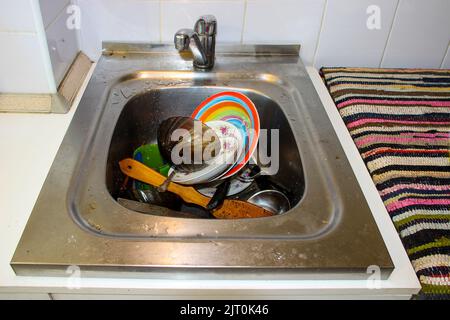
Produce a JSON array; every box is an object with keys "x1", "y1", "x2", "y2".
[{"x1": 191, "y1": 91, "x2": 260, "y2": 179}]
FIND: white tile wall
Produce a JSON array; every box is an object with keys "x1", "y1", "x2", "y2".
[
  {"x1": 314, "y1": 0, "x2": 398, "y2": 68},
  {"x1": 381, "y1": 0, "x2": 450, "y2": 68},
  {"x1": 0, "y1": 32, "x2": 52, "y2": 93},
  {"x1": 243, "y1": 0, "x2": 325, "y2": 65},
  {"x1": 75, "y1": 0, "x2": 450, "y2": 70},
  {"x1": 0, "y1": 0, "x2": 56, "y2": 94},
  {"x1": 161, "y1": 0, "x2": 245, "y2": 43},
  {"x1": 77, "y1": 0, "x2": 160, "y2": 60},
  {"x1": 38, "y1": 0, "x2": 80, "y2": 86},
  {"x1": 39, "y1": 0, "x2": 70, "y2": 29},
  {"x1": 45, "y1": 4, "x2": 80, "y2": 84}
]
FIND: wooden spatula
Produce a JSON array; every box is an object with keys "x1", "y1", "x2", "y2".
[{"x1": 119, "y1": 158, "x2": 274, "y2": 219}]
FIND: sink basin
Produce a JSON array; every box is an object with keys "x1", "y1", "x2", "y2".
[
  {"x1": 11, "y1": 44, "x2": 393, "y2": 279},
  {"x1": 73, "y1": 79, "x2": 313, "y2": 239}
]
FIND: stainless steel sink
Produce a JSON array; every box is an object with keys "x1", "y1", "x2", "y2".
[{"x1": 11, "y1": 43, "x2": 393, "y2": 279}]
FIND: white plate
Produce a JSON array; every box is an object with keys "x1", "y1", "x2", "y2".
[{"x1": 169, "y1": 121, "x2": 244, "y2": 185}]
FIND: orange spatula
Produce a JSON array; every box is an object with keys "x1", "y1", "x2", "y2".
[{"x1": 119, "y1": 158, "x2": 273, "y2": 219}]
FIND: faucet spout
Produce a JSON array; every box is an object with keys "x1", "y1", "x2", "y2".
[{"x1": 174, "y1": 15, "x2": 217, "y2": 70}]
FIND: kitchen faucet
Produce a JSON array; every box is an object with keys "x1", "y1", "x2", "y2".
[{"x1": 174, "y1": 15, "x2": 217, "y2": 70}]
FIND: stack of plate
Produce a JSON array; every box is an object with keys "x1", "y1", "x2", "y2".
[
  {"x1": 170, "y1": 91, "x2": 260, "y2": 185},
  {"x1": 169, "y1": 120, "x2": 243, "y2": 185}
]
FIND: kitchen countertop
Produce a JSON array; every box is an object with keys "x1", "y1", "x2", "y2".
[{"x1": 0, "y1": 65, "x2": 421, "y2": 299}]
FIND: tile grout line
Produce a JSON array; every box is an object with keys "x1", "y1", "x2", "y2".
[
  {"x1": 240, "y1": 0, "x2": 248, "y2": 44},
  {"x1": 439, "y1": 42, "x2": 450, "y2": 69},
  {"x1": 379, "y1": 0, "x2": 401, "y2": 68},
  {"x1": 312, "y1": 0, "x2": 328, "y2": 69}
]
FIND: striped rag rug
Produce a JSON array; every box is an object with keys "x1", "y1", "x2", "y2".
[{"x1": 321, "y1": 67, "x2": 450, "y2": 299}]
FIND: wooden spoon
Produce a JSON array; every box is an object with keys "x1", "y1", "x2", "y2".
[{"x1": 119, "y1": 158, "x2": 274, "y2": 219}]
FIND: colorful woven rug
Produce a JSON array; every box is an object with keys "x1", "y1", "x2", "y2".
[{"x1": 321, "y1": 67, "x2": 450, "y2": 299}]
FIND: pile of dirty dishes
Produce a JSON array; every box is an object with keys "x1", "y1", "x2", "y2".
[
  {"x1": 127, "y1": 91, "x2": 290, "y2": 216},
  {"x1": 167, "y1": 120, "x2": 243, "y2": 184},
  {"x1": 159, "y1": 91, "x2": 260, "y2": 185}
]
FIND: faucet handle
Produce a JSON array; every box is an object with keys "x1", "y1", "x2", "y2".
[
  {"x1": 174, "y1": 29, "x2": 195, "y2": 50},
  {"x1": 194, "y1": 15, "x2": 217, "y2": 36}
]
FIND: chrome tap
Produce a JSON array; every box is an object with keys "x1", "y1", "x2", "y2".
[{"x1": 174, "y1": 15, "x2": 217, "y2": 70}]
